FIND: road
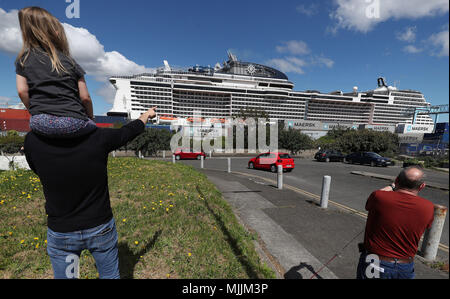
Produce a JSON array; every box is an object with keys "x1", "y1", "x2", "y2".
[{"x1": 179, "y1": 157, "x2": 449, "y2": 247}]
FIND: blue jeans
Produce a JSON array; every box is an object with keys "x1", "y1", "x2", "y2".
[
  {"x1": 46, "y1": 218, "x2": 120, "y2": 279},
  {"x1": 356, "y1": 252, "x2": 415, "y2": 279}
]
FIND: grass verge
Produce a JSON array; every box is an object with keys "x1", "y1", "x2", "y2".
[{"x1": 0, "y1": 157, "x2": 275, "y2": 279}]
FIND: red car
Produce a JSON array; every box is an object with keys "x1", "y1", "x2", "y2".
[
  {"x1": 248, "y1": 152, "x2": 295, "y2": 173},
  {"x1": 174, "y1": 148, "x2": 206, "y2": 160}
]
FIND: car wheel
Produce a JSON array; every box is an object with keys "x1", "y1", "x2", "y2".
[
  {"x1": 175, "y1": 155, "x2": 181, "y2": 160},
  {"x1": 249, "y1": 162, "x2": 254, "y2": 169},
  {"x1": 197, "y1": 155, "x2": 202, "y2": 160},
  {"x1": 271, "y1": 165, "x2": 277, "y2": 173}
]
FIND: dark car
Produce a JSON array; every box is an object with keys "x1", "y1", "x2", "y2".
[
  {"x1": 345, "y1": 152, "x2": 392, "y2": 167},
  {"x1": 314, "y1": 150, "x2": 345, "y2": 162}
]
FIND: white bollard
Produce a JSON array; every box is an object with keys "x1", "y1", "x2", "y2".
[
  {"x1": 112, "y1": 151, "x2": 116, "y2": 158},
  {"x1": 421, "y1": 205, "x2": 448, "y2": 261},
  {"x1": 227, "y1": 158, "x2": 231, "y2": 173},
  {"x1": 163, "y1": 151, "x2": 166, "y2": 159},
  {"x1": 201, "y1": 155, "x2": 204, "y2": 169},
  {"x1": 209, "y1": 150, "x2": 212, "y2": 158},
  {"x1": 139, "y1": 151, "x2": 142, "y2": 159},
  {"x1": 172, "y1": 154, "x2": 176, "y2": 164},
  {"x1": 320, "y1": 176, "x2": 331, "y2": 209},
  {"x1": 277, "y1": 165, "x2": 283, "y2": 190}
]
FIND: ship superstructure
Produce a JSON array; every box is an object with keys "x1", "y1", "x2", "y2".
[{"x1": 108, "y1": 52, "x2": 434, "y2": 127}]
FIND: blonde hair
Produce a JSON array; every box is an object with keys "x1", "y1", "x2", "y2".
[{"x1": 16, "y1": 6, "x2": 73, "y2": 74}]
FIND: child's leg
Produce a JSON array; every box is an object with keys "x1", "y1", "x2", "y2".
[{"x1": 30, "y1": 114, "x2": 97, "y2": 138}]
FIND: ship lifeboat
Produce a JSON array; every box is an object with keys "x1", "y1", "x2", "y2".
[
  {"x1": 211, "y1": 118, "x2": 226, "y2": 124},
  {"x1": 187, "y1": 117, "x2": 205, "y2": 123},
  {"x1": 160, "y1": 114, "x2": 178, "y2": 121}
]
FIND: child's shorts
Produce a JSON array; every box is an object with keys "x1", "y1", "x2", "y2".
[{"x1": 30, "y1": 114, "x2": 97, "y2": 138}]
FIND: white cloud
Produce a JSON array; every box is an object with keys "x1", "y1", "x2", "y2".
[
  {"x1": 276, "y1": 40, "x2": 310, "y2": 55},
  {"x1": 95, "y1": 84, "x2": 117, "y2": 104},
  {"x1": 296, "y1": 4, "x2": 319, "y2": 17},
  {"x1": 0, "y1": 8, "x2": 22, "y2": 54},
  {"x1": 403, "y1": 45, "x2": 423, "y2": 54},
  {"x1": 62, "y1": 23, "x2": 154, "y2": 81},
  {"x1": 428, "y1": 24, "x2": 449, "y2": 56},
  {"x1": 308, "y1": 55, "x2": 335, "y2": 68},
  {"x1": 396, "y1": 26, "x2": 417, "y2": 42},
  {"x1": 0, "y1": 8, "x2": 154, "y2": 107},
  {"x1": 0, "y1": 96, "x2": 13, "y2": 105},
  {"x1": 266, "y1": 57, "x2": 307, "y2": 74},
  {"x1": 330, "y1": 0, "x2": 449, "y2": 33}
]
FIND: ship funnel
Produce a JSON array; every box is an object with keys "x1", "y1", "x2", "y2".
[
  {"x1": 377, "y1": 77, "x2": 387, "y2": 88},
  {"x1": 163, "y1": 60, "x2": 171, "y2": 72}
]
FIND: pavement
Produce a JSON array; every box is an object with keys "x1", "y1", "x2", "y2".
[
  {"x1": 184, "y1": 163, "x2": 449, "y2": 279},
  {"x1": 179, "y1": 157, "x2": 449, "y2": 247}
]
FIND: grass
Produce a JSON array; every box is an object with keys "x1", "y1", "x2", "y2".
[{"x1": 0, "y1": 157, "x2": 275, "y2": 279}]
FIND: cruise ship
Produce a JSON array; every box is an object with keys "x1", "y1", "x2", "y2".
[{"x1": 106, "y1": 52, "x2": 433, "y2": 128}]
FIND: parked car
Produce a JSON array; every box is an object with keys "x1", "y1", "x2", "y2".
[
  {"x1": 345, "y1": 152, "x2": 392, "y2": 167},
  {"x1": 248, "y1": 152, "x2": 295, "y2": 173},
  {"x1": 314, "y1": 150, "x2": 345, "y2": 162},
  {"x1": 174, "y1": 148, "x2": 206, "y2": 160}
]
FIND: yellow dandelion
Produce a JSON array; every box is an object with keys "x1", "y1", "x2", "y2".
[
  {"x1": 188, "y1": 252, "x2": 192, "y2": 257},
  {"x1": 166, "y1": 274, "x2": 170, "y2": 278},
  {"x1": 134, "y1": 241, "x2": 139, "y2": 245},
  {"x1": 20, "y1": 240, "x2": 25, "y2": 244},
  {"x1": 122, "y1": 218, "x2": 127, "y2": 222}
]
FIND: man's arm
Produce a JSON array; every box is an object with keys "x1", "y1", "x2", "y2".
[{"x1": 103, "y1": 107, "x2": 157, "y2": 152}]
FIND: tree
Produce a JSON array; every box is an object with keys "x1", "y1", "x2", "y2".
[
  {"x1": 279, "y1": 128, "x2": 314, "y2": 155},
  {"x1": 128, "y1": 128, "x2": 174, "y2": 157},
  {"x1": 335, "y1": 129, "x2": 399, "y2": 156},
  {"x1": 0, "y1": 131, "x2": 25, "y2": 154}
]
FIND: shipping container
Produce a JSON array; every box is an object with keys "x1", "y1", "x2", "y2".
[
  {"x1": 96, "y1": 123, "x2": 114, "y2": 128},
  {"x1": 0, "y1": 118, "x2": 31, "y2": 132},
  {"x1": 0, "y1": 108, "x2": 30, "y2": 120},
  {"x1": 94, "y1": 115, "x2": 128, "y2": 125}
]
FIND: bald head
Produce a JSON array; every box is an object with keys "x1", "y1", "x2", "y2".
[{"x1": 396, "y1": 166, "x2": 426, "y2": 192}]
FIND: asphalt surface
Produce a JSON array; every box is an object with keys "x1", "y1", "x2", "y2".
[
  {"x1": 192, "y1": 167, "x2": 448, "y2": 279},
  {"x1": 179, "y1": 157, "x2": 449, "y2": 247}
]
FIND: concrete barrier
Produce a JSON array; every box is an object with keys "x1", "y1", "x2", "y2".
[
  {"x1": 0, "y1": 156, "x2": 30, "y2": 170},
  {"x1": 320, "y1": 176, "x2": 331, "y2": 209},
  {"x1": 277, "y1": 165, "x2": 283, "y2": 190},
  {"x1": 420, "y1": 205, "x2": 448, "y2": 261}
]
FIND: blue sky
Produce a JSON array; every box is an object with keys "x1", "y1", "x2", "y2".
[{"x1": 0, "y1": 0, "x2": 448, "y2": 121}]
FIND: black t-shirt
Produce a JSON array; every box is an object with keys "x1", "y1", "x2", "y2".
[
  {"x1": 15, "y1": 48, "x2": 88, "y2": 120},
  {"x1": 24, "y1": 119, "x2": 145, "y2": 233}
]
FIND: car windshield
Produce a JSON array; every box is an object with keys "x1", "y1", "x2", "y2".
[
  {"x1": 367, "y1": 152, "x2": 382, "y2": 158},
  {"x1": 279, "y1": 154, "x2": 291, "y2": 159}
]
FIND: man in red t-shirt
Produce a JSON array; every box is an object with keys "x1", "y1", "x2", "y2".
[{"x1": 357, "y1": 166, "x2": 434, "y2": 279}]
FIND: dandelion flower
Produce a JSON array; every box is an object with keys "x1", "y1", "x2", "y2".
[{"x1": 135, "y1": 241, "x2": 139, "y2": 245}]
